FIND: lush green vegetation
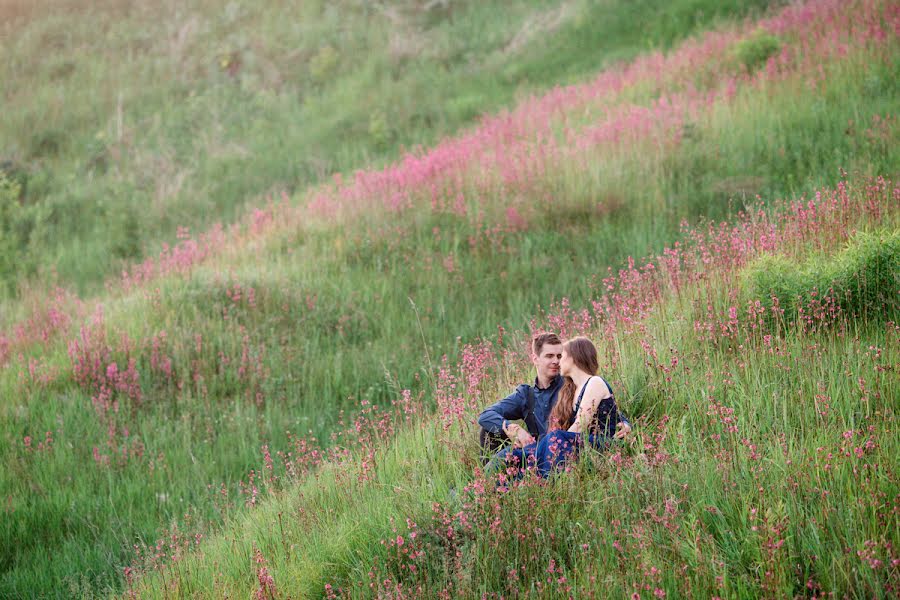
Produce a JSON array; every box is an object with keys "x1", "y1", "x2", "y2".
[
  {"x1": 1, "y1": 0, "x2": 897, "y2": 597},
  {"x1": 0, "y1": 0, "x2": 777, "y2": 296},
  {"x1": 744, "y1": 229, "x2": 900, "y2": 321},
  {"x1": 118, "y1": 172, "x2": 899, "y2": 597}
]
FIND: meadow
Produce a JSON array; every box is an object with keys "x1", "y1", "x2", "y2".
[
  {"x1": 1, "y1": 0, "x2": 898, "y2": 597},
  {"x1": 129, "y1": 175, "x2": 899, "y2": 599},
  {"x1": 0, "y1": 0, "x2": 775, "y2": 296}
]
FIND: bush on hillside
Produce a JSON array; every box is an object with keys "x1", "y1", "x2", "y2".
[
  {"x1": 731, "y1": 29, "x2": 781, "y2": 73},
  {"x1": 828, "y1": 229, "x2": 900, "y2": 317},
  {"x1": 309, "y1": 45, "x2": 340, "y2": 84},
  {"x1": 742, "y1": 230, "x2": 900, "y2": 325},
  {"x1": 0, "y1": 174, "x2": 46, "y2": 296}
]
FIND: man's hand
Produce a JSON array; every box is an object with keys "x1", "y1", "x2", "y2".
[
  {"x1": 503, "y1": 422, "x2": 535, "y2": 448},
  {"x1": 613, "y1": 421, "x2": 632, "y2": 440}
]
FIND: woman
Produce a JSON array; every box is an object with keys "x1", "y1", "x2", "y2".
[
  {"x1": 533, "y1": 336, "x2": 622, "y2": 477},
  {"x1": 497, "y1": 336, "x2": 624, "y2": 480}
]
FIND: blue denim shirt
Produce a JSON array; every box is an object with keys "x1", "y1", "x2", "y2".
[{"x1": 477, "y1": 375, "x2": 565, "y2": 440}]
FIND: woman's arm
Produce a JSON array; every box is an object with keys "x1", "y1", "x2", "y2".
[{"x1": 568, "y1": 378, "x2": 612, "y2": 433}]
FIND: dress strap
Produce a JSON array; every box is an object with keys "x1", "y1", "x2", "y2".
[{"x1": 573, "y1": 376, "x2": 598, "y2": 417}]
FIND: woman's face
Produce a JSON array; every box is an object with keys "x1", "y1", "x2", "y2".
[{"x1": 559, "y1": 348, "x2": 574, "y2": 376}]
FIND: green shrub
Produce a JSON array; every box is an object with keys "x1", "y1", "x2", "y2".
[
  {"x1": 742, "y1": 230, "x2": 900, "y2": 323},
  {"x1": 368, "y1": 108, "x2": 392, "y2": 149},
  {"x1": 827, "y1": 229, "x2": 900, "y2": 318},
  {"x1": 731, "y1": 29, "x2": 781, "y2": 73},
  {"x1": 0, "y1": 175, "x2": 43, "y2": 295},
  {"x1": 309, "y1": 44, "x2": 340, "y2": 84},
  {"x1": 0, "y1": 160, "x2": 28, "y2": 198},
  {"x1": 109, "y1": 204, "x2": 142, "y2": 260},
  {"x1": 741, "y1": 252, "x2": 800, "y2": 306}
]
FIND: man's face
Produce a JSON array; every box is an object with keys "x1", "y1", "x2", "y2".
[{"x1": 532, "y1": 343, "x2": 562, "y2": 381}]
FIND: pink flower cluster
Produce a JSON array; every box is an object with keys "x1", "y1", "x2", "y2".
[
  {"x1": 2, "y1": 1, "x2": 894, "y2": 379},
  {"x1": 254, "y1": 546, "x2": 277, "y2": 600},
  {"x1": 67, "y1": 309, "x2": 142, "y2": 414},
  {"x1": 297, "y1": 0, "x2": 895, "y2": 236}
]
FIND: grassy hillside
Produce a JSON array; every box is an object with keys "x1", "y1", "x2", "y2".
[
  {"x1": 0, "y1": 0, "x2": 776, "y2": 296},
  {"x1": 128, "y1": 175, "x2": 899, "y2": 599},
  {"x1": 1, "y1": 0, "x2": 898, "y2": 597}
]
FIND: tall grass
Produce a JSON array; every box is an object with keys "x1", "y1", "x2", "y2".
[
  {"x1": 0, "y1": 0, "x2": 897, "y2": 596},
  {"x1": 0, "y1": 0, "x2": 778, "y2": 296},
  {"x1": 126, "y1": 175, "x2": 899, "y2": 598}
]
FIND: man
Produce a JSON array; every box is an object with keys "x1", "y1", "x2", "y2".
[
  {"x1": 478, "y1": 332, "x2": 564, "y2": 453},
  {"x1": 477, "y1": 332, "x2": 631, "y2": 462}
]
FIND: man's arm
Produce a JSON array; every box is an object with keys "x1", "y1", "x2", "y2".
[{"x1": 477, "y1": 387, "x2": 527, "y2": 435}]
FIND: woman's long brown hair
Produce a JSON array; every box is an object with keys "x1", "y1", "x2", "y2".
[{"x1": 549, "y1": 337, "x2": 599, "y2": 430}]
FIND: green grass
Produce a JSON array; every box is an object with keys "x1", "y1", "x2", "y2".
[
  {"x1": 743, "y1": 229, "x2": 900, "y2": 321},
  {"x1": 0, "y1": 0, "x2": 780, "y2": 296},
  {"x1": 1, "y1": 0, "x2": 898, "y2": 597},
  {"x1": 126, "y1": 237, "x2": 899, "y2": 596}
]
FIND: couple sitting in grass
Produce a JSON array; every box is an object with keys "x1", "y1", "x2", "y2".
[{"x1": 478, "y1": 333, "x2": 631, "y2": 479}]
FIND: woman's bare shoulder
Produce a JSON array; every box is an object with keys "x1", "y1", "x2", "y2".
[{"x1": 587, "y1": 376, "x2": 612, "y2": 399}]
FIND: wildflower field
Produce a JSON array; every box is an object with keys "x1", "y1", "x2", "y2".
[{"x1": 1, "y1": 0, "x2": 898, "y2": 598}]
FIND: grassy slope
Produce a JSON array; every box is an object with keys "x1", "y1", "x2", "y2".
[
  {"x1": 128, "y1": 181, "x2": 899, "y2": 598},
  {"x1": 124, "y1": 1, "x2": 899, "y2": 596},
  {"x1": 1, "y1": 0, "x2": 898, "y2": 597},
  {"x1": 0, "y1": 0, "x2": 775, "y2": 296}
]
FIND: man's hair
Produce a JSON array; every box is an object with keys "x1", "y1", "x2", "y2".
[{"x1": 532, "y1": 332, "x2": 562, "y2": 356}]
